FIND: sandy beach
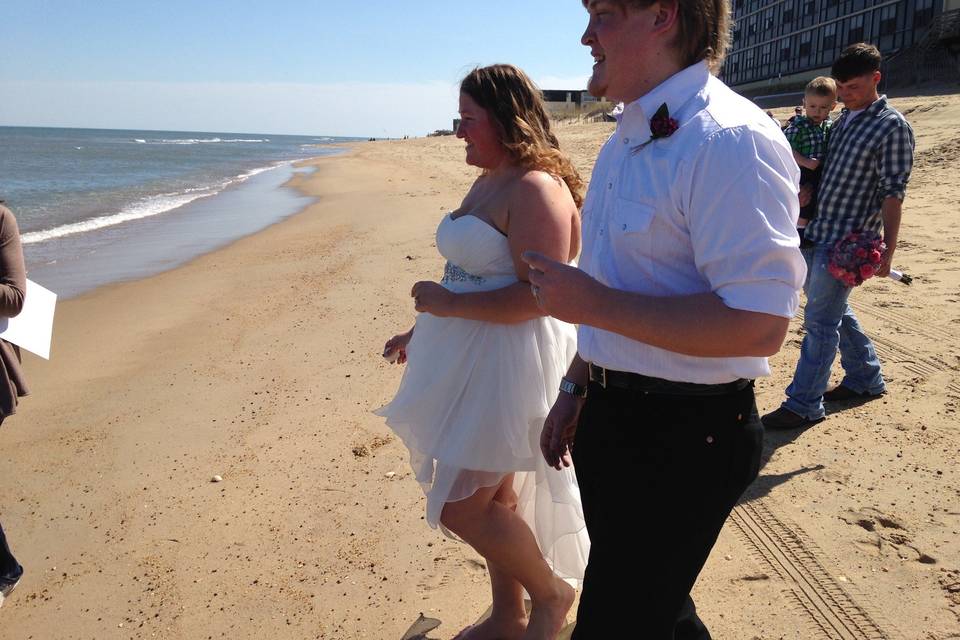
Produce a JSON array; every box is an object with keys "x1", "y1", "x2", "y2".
[{"x1": 2, "y1": 90, "x2": 959, "y2": 639}]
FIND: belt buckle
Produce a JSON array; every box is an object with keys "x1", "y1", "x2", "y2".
[{"x1": 594, "y1": 364, "x2": 607, "y2": 389}]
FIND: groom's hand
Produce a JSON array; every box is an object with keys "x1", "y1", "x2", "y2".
[
  {"x1": 541, "y1": 392, "x2": 583, "y2": 470},
  {"x1": 522, "y1": 251, "x2": 601, "y2": 324}
]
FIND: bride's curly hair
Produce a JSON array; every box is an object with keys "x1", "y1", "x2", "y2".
[{"x1": 460, "y1": 65, "x2": 585, "y2": 209}]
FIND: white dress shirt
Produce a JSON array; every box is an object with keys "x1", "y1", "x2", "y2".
[{"x1": 578, "y1": 62, "x2": 806, "y2": 384}]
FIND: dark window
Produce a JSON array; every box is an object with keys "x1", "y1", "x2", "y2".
[
  {"x1": 760, "y1": 44, "x2": 772, "y2": 65},
  {"x1": 848, "y1": 15, "x2": 864, "y2": 43},
  {"x1": 800, "y1": 32, "x2": 813, "y2": 56},
  {"x1": 783, "y1": 8, "x2": 795, "y2": 23},
  {"x1": 823, "y1": 23, "x2": 837, "y2": 49},
  {"x1": 804, "y1": 1, "x2": 815, "y2": 16},
  {"x1": 880, "y1": 5, "x2": 897, "y2": 36},
  {"x1": 735, "y1": 0, "x2": 744, "y2": 10},
  {"x1": 781, "y1": 44, "x2": 793, "y2": 61},
  {"x1": 915, "y1": 0, "x2": 934, "y2": 28}
]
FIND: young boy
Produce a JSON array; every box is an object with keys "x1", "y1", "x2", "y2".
[{"x1": 783, "y1": 76, "x2": 837, "y2": 244}]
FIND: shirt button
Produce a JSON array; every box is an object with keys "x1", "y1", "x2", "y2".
[
  {"x1": 607, "y1": 182, "x2": 613, "y2": 189},
  {"x1": 706, "y1": 436, "x2": 715, "y2": 444},
  {"x1": 623, "y1": 137, "x2": 630, "y2": 144}
]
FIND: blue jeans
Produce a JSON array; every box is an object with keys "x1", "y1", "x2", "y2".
[{"x1": 783, "y1": 244, "x2": 885, "y2": 419}]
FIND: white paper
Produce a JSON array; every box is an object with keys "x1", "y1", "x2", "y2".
[{"x1": 0, "y1": 279, "x2": 57, "y2": 359}]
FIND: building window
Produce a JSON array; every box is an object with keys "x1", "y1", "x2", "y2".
[
  {"x1": 915, "y1": 1, "x2": 934, "y2": 28},
  {"x1": 800, "y1": 31, "x2": 813, "y2": 56},
  {"x1": 880, "y1": 5, "x2": 897, "y2": 36},
  {"x1": 823, "y1": 22, "x2": 837, "y2": 49},
  {"x1": 749, "y1": 16, "x2": 757, "y2": 35},
  {"x1": 803, "y1": 0, "x2": 815, "y2": 16},
  {"x1": 781, "y1": 41, "x2": 793, "y2": 61},
  {"x1": 848, "y1": 14, "x2": 864, "y2": 43},
  {"x1": 783, "y1": 2, "x2": 795, "y2": 24}
]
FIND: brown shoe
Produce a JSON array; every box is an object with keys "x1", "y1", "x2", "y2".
[
  {"x1": 761, "y1": 407, "x2": 824, "y2": 431},
  {"x1": 823, "y1": 384, "x2": 885, "y2": 402}
]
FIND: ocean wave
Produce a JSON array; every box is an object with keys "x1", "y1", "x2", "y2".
[
  {"x1": 21, "y1": 163, "x2": 287, "y2": 245},
  {"x1": 132, "y1": 137, "x2": 268, "y2": 145}
]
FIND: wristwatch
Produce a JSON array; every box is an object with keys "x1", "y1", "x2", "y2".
[{"x1": 559, "y1": 377, "x2": 587, "y2": 398}]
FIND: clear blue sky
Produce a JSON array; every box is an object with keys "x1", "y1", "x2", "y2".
[{"x1": 0, "y1": 1, "x2": 596, "y2": 137}]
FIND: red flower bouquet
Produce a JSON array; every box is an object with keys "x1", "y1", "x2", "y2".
[{"x1": 828, "y1": 230, "x2": 886, "y2": 287}]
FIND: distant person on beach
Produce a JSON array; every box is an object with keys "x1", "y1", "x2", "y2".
[
  {"x1": 0, "y1": 202, "x2": 29, "y2": 609},
  {"x1": 786, "y1": 104, "x2": 803, "y2": 127},
  {"x1": 377, "y1": 64, "x2": 589, "y2": 640},
  {"x1": 763, "y1": 43, "x2": 915, "y2": 430},
  {"x1": 782, "y1": 76, "x2": 838, "y2": 246},
  {"x1": 523, "y1": 1, "x2": 805, "y2": 637}
]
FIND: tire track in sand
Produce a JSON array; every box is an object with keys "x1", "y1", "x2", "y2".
[{"x1": 731, "y1": 499, "x2": 896, "y2": 640}]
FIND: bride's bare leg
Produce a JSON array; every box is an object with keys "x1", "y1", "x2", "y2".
[{"x1": 442, "y1": 477, "x2": 574, "y2": 640}]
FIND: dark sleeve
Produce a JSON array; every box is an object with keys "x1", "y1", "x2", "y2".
[{"x1": 0, "y1": 207, "x2": 27, "y2": 318}]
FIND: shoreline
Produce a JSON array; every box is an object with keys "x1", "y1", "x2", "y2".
[
  {"x1": 23, "y1": 154, "x2": 346, "y2": 300},
  {"x1": 1, "y1": 99, "x2": 958, "y2": 638}
]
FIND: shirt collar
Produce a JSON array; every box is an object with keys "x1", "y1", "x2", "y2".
[
  {"x1": 840, "y1": 95, "x2": 887, "y2": 120},
  {"x1": 620, "y1": 61, "x2": 710, "y2": 128}
]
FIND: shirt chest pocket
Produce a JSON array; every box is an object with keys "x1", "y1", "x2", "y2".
[{"x1": 609, "y1": 197, "x2": 657, "y2": 280}]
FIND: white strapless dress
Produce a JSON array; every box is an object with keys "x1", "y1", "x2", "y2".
[{"x1": 375, "y1": 213, "x2": 589, "y2": 583}]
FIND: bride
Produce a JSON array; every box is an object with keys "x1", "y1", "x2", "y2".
[{"x1": 377, "y1": 64, "x2": 589, "y2": 640}]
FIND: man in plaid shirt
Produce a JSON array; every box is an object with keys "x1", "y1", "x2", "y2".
[{"x1": 764, "y1": 43, "x2": 915, "y2": 430}]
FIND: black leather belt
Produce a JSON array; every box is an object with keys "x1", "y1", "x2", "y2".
[{"x1": 588, "y1": 363, "x2": 752, "y2": 397}]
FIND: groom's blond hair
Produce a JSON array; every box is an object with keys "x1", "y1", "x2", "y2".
[{"x1": 583, "y1": 0, "x2": 732, "y2": 71}]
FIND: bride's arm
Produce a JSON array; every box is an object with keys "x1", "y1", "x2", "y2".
[{"x1": 413, "y1": 172, "x2": 576, "y2": 324}]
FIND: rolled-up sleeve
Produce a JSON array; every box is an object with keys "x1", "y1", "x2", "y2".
[
  {"x1": 683, "y1": 126, "x2": 807, "y2": 319},
  {"x1": 876, "y1": 119, "x2": 914, "y2": 201}
]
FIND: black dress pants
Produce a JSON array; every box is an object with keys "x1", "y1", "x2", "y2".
[{"x1": 570, "y1": 381, "x2": 763, "y2": 639}]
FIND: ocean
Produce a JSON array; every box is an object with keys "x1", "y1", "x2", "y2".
[{"x1": 0, "y1": 126, "x2": 359, "y2": 298}]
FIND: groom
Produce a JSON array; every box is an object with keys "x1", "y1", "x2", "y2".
[{"x1": 524, "y1": 0, "x2": 805, "y2": 637}]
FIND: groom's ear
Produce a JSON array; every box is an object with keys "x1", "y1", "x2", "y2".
[{"x1": 650, "y1": 0, "x2": 680, "y2": 33}]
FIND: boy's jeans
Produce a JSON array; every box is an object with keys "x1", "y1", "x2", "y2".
[{"x1": 783, "y1": 244, "x2": 885, "y2": 419}]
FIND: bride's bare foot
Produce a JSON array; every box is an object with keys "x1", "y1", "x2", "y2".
[
  {"x1": 522, "y1": 577, "x2": 575, "y2": 640},
  {"x1": 452, "y1": 614, "x2": 528, "y2": 640}
]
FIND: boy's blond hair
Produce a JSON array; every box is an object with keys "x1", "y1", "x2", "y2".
[{"x1": 805, "y1": 76, "x2": 837, "y2": 99}]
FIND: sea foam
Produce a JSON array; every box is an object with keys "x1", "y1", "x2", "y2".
[{"x1": 21, "y1": 163, "x2": 286, "y2": 245}]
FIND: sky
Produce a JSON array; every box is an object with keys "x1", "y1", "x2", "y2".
[{"x1": 0, "y1": 1, "x2": 596, "y2": 138}]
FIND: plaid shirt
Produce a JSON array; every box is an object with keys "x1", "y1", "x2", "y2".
[
  {"x1": 783, "y1": 115, "x2": 831, "y2": 159},
  {"x1": 805, "y1": 96, "x2": 914, "y2": 245}
]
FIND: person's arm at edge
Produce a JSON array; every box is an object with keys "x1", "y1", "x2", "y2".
[{"x1": 0, "y1": 209, "x2": 26, "y2": 318}]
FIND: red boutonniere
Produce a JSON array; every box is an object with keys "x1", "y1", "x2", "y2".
[{"x1": 632, "y1": 103, "x2": 679, "y2": 154}]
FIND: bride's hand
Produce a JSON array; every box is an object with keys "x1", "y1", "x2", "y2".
[
  {"x1": 383, "y1": 328, "x2": 413, "y2": 365},
  {"x1": 411, "y1": 281, "x2": 456, "y2": 316},
  {"x1": 541, "y1": 392, "x2": 584, "y2": 470}
]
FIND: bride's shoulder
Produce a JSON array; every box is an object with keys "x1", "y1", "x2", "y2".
[{"x1": 510, "y1": 169, "x2": 571, "y2": 204}]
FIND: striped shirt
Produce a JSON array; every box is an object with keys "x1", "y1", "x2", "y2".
[{"x1": 805, "y1": 96, "x2": 914, "y2": 245}]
